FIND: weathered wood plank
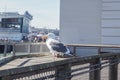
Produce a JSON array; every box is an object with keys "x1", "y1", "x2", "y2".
[
  {"x1": 109, "y1": 56, "x2": 118, "y2": 80},
  {"x1": 89, "y1": 58, "x2": 101, "y2": 80}
]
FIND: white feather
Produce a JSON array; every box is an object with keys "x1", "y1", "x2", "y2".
[{"x1": 46, "y1": 33, "x2": 73, "y2": 57}]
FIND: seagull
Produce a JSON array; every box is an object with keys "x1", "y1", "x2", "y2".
[{"x1": 46, "y1": 33, "x2": 73, "y2": 57}]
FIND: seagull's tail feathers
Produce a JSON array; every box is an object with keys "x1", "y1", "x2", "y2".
[
  {"x1": 65, "y1": 48, "x2": 70, "y2": 54},
  {"x1": 66, "y1": 49, "x2": 77, "y2": 57}
]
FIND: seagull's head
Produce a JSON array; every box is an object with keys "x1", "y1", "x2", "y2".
[{"x1": 47, "y1": 33, "x2": 56, "y2": 39}]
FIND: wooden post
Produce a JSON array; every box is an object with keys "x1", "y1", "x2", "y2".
[
  {"x1": 98, "y1": 47, "x2": 101, "y2": 54},
  {"x1": 28, "y1": 43, "x2": 31, "y2": 54},
  {"x1": 109, "y1": 56, "x2": 118, "y2": 80},
  {"x1": 40, "y1": 44, "x2": 43, "y2": 53},
  {"x1": 73, "y1": 46, "x2": 76, "y2": 56},
  {"x1": 89, "y1": 58, "x2": 101, "y2": 80},
  {"x1": 55, "y1": 63, "x2": 71, "y2": 80},
  {"x1": 12, "y1": 44, "x2": 16, "y2": 56},
  {"x1": 3, "y1": 44, "x2": 7, "y2": 57},
  {"x1": 0, "y1": 76, "x2": 12, "y2": 80}
]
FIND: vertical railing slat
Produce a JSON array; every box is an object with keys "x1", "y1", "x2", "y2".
[
  {"x1": 3, "y1": 44, "x2": 7, "y2": 57},
  {"x1": 55, "y1": 63, "x2": 71, "y2": 80},
  {"x1": 12, "y1": 44, "x2": 16, "y2": 56},
  {"x1": 109, "y1": 56, "x2": 118, "y2": 80},
  {"x1": 89, "y1": 58, "x2": 101, "y2": 80}
]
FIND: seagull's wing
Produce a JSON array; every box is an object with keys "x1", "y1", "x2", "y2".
[
  {"x1": 46, "y1": 38, "x2": 71, "y2": 54},
  {"x1": 46, "y1": 38, "x2": 73, "y2": 57},
  {"x1": 51, "y1": 42, "x2": 67, "y2": 53}
]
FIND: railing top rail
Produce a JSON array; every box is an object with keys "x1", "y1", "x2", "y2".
[
  {"x1": 67, "y1": 44, "x2": 120, "y2": 48},
  {"x1": 0, "y1": 42, "x2": 16, "y2": 45}
]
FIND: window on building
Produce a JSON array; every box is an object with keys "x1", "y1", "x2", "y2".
[{"x1": 1, "y1": 18, "x2": 23, "y2": 29}]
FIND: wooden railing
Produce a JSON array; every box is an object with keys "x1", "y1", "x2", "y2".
[
  {"x1": 0, "y1": 43, "x2": 120, "y2": 80},
  {"x1": 1, "y1": 42, "x2": 49, "y2": 57},
  {"x1": 67, "y1": 44, "x2": 120, "y2": 55},
  {"x1": 0, "y1": 53, "x2": 120, "y2": 80}
]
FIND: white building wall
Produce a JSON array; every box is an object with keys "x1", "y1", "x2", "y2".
[
  {"x1": 60, "y1": 0, "x2": 120, "y2": 56},
  {"x1": 101, "y1": 0, "x2": 120, "y2": 44},
  {"x1": 60, "y1": 0, "x2": 102, "y2": 44},
  {"x1": 60, "y1": 0, "x2": 120, "y2": 45}
]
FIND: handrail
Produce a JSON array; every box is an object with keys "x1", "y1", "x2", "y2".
[
  {"x1": 0, "y1": 43, "x2": 120, "y2": 80},
  {"x1": 67, "y1": 44, "x2": 120, "y2": 48},
  {"x1": 67, "y1": 44, "x2": 120, "y2": 56},
  {"x1": 0, "y1": 53, "x2": 120, "y2": 79}
]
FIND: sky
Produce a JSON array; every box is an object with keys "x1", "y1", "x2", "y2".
[{"x1": 0, "y1": 0, "x2": 60, "y2": 29}]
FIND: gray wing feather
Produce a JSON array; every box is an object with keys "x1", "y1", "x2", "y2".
[{"x1": 51, "y1": 42, "x2": 67, "y2": 53}]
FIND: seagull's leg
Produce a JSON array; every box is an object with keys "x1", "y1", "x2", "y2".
[
  {"x1": 54, "y1": 53, "x2": 59, "y2": 58},
  {"x1": 54, "y1": 53, "x2": 58, "y2": 57},
  {"x1": 53, "y1": 53, "x2": 59, "y2": 61},
  {"x1": 52, "y1": 52, "x2": 56, "y2": 57},
  {"x1": 54, "y1": 53, "x2": 55, "y2": 57}
]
